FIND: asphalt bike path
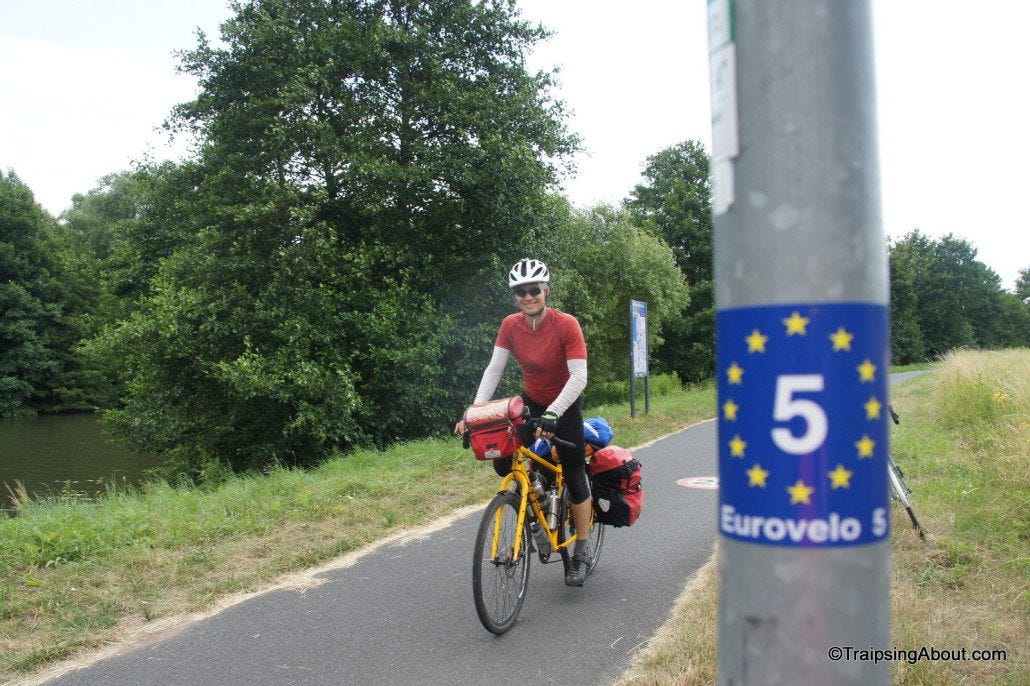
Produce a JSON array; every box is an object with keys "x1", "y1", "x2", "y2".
[{"x1": 41, "y1": 419, "x2": 720, "y2": 686}]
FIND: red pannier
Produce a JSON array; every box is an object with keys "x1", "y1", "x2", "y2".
[
  {"x1": 463, "y1": 396, "x2": 525, "y2": 461},
  {"x1": 587, "y1": 446, "x2": 642, "y2": 526}
]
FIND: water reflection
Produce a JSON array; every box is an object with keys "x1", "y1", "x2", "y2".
[{"x1": 0, "y1": 413, "x2": 165, "y2": 503}]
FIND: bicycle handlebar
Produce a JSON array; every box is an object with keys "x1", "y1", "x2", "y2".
[
  {"x1": 539, "y1": 431, "x2": 576, "y2": 450},
  {"x1": 458, "y1": 411, "x2": 577, "y2": 450},
  {"x1": 523, "y1": 413, "x2": 576, "y2": 449}
]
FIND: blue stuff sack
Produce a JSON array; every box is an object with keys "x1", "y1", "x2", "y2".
[{"x1": 583, "y1": 417, "x2": 613, "y2": 448}]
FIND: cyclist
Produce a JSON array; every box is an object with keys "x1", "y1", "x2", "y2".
[{"x1": 455, "y1": 258, "x2": 593, "y2": 586}]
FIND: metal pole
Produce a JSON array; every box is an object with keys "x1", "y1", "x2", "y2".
[
  {"x1": 710, "y1": 1, "x2": 890, "y2": 684},
  {"x1": 629, "y1": 301, "x2": 636, "y2": 418},
  {"x1": 644, "y1": 374, "x2": 650, "y2": 414}
]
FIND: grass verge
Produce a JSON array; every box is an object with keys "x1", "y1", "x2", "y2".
[
  {"x1": 0, "y1": 382, "x2": 715, "y2": 682},
  {"x1": 615, "y1": 349, "x2": 1029, "y2": 685}
]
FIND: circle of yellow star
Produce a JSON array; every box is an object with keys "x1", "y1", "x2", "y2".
[
  {"x1": 864, "y1": 396, "x2": 882, "y2": 420},
  {"x1": 857, "y1": 359, "x2": 877, "y2": 382},
  {"x1": 729, "y1": 435, "x2": 748, "y2": 458},
  {"x1": 746, "y1": 463, "x2": 770, "y2": 488},
  {"x1": 828, "y1": 464, "x2": 854, "y2": 489},
  {"x1": 855, "y1": 435, "x2": 876, "y2": 458},
  {"x1": 723, "y1": 399, "x2": 739, "y2": 421},
  {"x1": 745, "y1": 329, "x2": 769, "y2": 353},
  {"x1": 783, "y1": 311, "x2": 810, "y2": 336},
  {"x1": 726, "y1": 363, "x2": 744, "y2": 385},
  {"x1": 787, "y1": 479, "x2": 814, "y2": 505},
  {"x1": 829, "y1": 326, "x2": 854, "y2": 351}
]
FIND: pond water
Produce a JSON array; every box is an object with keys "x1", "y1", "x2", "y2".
[{"x1": 0, "y1": 413, "x2": 165, "y2": 503}]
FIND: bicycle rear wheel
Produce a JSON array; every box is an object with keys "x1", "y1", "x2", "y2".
[{"x1": 472, "y1": 492, "x2": 531, "y2": 634}]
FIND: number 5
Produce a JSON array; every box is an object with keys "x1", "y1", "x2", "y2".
[{"x1": 772, "y1": 374, "x2": 828, "y2": 454}]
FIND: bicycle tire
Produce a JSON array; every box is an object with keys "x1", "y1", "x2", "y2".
[
  {"x1": 558, "y1": 487, "x2": 605, "y2": 577},
  {"x1": 472, "y1": 492, "x2": 531, "y2": 634}
]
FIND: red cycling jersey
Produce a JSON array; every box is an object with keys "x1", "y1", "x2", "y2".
[{"x1": 495, "y1": 308, "x2": 587, "y2": 406}]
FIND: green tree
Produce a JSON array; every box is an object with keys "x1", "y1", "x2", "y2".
[
  {"x1": 1015, "y1": 267, "x2": 1030, "y2": 302},
  {"x1": 0, "y1": 171, "x2": 106, "y2": 415},
  {"x1": 625, "y1": 140, "x2": 713, "y2": 382},
  {"x1": 99, "y1": 0, "x2": 579, "y2": 473},
  {"x1": 62, "y1": 163, "x2": 204, "y2": 327},
  {"x1": 988, "y1": 292, "x2": 1030, "y2": 348},
  {"x1": 889, "y1": 230, "x2": 1005, "y2": 358},
  {"x1": 549, "y1": 205, "x2": 690, "y2": 386},
  {"x1": 888, "y1": 248, "x2": 925, "y2": 364},
  {"x1": 0, "y1": 172, "x2": 54, "y2": 414}
]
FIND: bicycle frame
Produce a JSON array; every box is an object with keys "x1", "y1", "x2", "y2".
[
  {"x1": 887, "y1": 455, "x2": 912, "y2": 508},
  {"x1": 491, "y1": 444, "x2": 577, "y2": 563},
  {"x1": 885, "y1": 403, "x2": 926, "y2": 540}
]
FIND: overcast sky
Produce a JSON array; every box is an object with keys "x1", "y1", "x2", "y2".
[{"x1": 1, "y1": 0, "x2": 1026, "y2": 289}]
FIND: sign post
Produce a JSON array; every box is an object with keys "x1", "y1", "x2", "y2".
[
  {"x1": 709, "y1": 1, "x2": 890, "y2": 684},
  {"x1": 629, "y1": 300, "x2": 649, "y2": 417}
]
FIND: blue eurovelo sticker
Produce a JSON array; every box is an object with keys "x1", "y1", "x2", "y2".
[{"x1": 716, "y1": 303, "x2": 890, "y2": 547}]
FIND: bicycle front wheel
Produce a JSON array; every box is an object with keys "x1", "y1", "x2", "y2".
[{"x1": 472, "y1": 492, "x2": 531, "y2": 634}]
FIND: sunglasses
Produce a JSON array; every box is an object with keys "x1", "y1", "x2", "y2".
[{"x1": 513, "y1": 286, "x2": 542, "y2": 298}]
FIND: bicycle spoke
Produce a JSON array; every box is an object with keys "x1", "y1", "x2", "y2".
[{"x1": 473, "y1": 492, "x2": 530, "y2": 634}]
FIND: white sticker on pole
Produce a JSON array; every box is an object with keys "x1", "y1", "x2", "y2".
[{"x1": 708, "y1": 0, "x2": 738, "y2": 215}]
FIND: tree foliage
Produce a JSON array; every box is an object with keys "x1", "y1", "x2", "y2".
[
  {"x1": 548, "y1": 204, "x2": 690, "y2": 385},
  {"x1": 888, "y1": 247, "x2": 925, "y2": 364},
  {"x1": 0, "y1": 171, "x2": 110, "y2": 415},
  {"x1": 92, "y1": 0, "x2": 579, "y2": 473},
  {"x1": 625, "y1": 140, "x2": 713, "y2": 382},
  {"x1": 7, "y1": 3, "x2": 1026, "y2": 478},
  {"x1": 888, "y1": 230, "x2": 1026, "y2": 358},
  {"x1": 1016, "y1": 268, "x2": 1030, "y2": 302}
]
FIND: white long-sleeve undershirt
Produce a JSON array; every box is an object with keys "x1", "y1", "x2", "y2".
[
  {"x1": 548, "y1": 358, "x2": 587, "y2": 417},
  {"x1": 473, "y1": 346, "x2": 588, "y2": 418},
  {"x1": 473, "y1": 346, "x2": 510, "y2": 404}
]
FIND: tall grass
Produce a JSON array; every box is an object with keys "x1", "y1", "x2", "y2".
[
  {"x1": 616, "y1": 350, "x2": 1029, "y2": 685},
  {"x1": 888, "y1": 349, "x2": 1029, "y2": 685},
  {"x1": 933, "y1": 348, "x2": 1029, "y2": 455}
]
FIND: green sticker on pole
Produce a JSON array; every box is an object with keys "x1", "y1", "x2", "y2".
[{"x1": 716, "y1": 302, "x2": 889, "y2": 547}]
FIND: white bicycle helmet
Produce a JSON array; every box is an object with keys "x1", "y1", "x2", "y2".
[{"x1": 508, "y1": 258, "x2": 550, "y2": 288}]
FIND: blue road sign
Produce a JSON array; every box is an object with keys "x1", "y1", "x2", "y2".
[
  {"x1": 630, "y1": 300, "x2": 648, "y2": 378},
  {"x1": 716, "y1": 302, "x2": 889, "y2": 547}
]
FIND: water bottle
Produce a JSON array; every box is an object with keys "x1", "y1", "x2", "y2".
[
  {"x1": 546, "y1": 488, "x2": 560, "y2": 530},
  {"x1": 530, "y1": 473, "x2": 546, "y2": 501}
]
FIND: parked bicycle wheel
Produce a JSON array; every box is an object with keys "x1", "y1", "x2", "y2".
[
  {"x1": 472, "y1": 492, "x2": 531, "y2": 634},
  {"x1": 558, "y1": 487, "x2": 605, "y2": 577}
]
